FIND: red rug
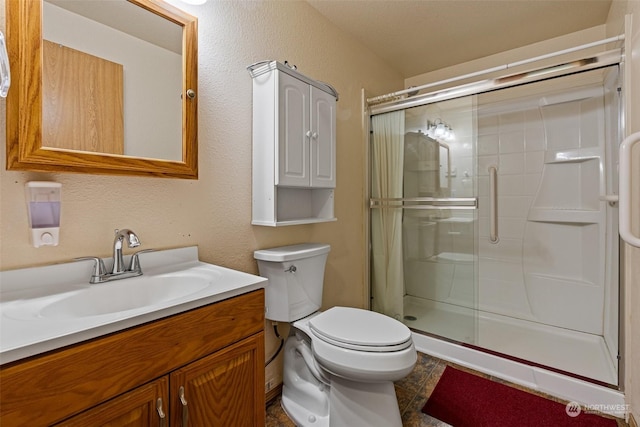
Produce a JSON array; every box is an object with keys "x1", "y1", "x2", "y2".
[{"x1": 422, "y1": 366, "x2": 618, "y2": 426}]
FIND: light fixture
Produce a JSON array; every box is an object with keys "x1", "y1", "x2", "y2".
[{"x1": 426, "y1": 119, "x2": 455, "y2": 141}]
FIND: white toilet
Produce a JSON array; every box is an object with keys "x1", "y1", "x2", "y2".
[{"x1": 254, "y1": 243, "x2": 416, "y2": 427}]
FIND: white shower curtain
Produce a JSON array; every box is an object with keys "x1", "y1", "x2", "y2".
[{"x1": 371, "y1": 110, "x2": 405, "y2": 320}]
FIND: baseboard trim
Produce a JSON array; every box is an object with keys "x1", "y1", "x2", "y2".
[{"x1": 266, "y1": 383, "x2": 283, "y2": 407}]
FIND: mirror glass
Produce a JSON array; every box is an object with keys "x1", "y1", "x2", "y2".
[
  {"x1": 6, "y1": 0, "x2": 197, "y2": 178},
  {"x1": 43, "y1": 0, "x2": 183, "y2": 161}
]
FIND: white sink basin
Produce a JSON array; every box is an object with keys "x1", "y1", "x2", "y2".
[
  {"x1": 39, "y1": 274, "x2": 213, "y2": 319},
  {"x1": 0, "y1": 246, "x2": 267, "y2": 364},
  {"x1": 2, "y1": 269, "x2": 222, "y2": 321}
]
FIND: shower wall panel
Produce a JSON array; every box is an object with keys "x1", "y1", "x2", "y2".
[
  {"x1": 524, "y1": 87, "x2": 607, "y2": 335},
  {"x1": 477, "y1": 77, "x2": 612, "y2": 336},
  {"x1": 476, "y1": 103, "x2": 541, "y2": 320}
]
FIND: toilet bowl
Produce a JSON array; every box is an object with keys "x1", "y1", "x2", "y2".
[{"x1": 254, "y1": 243, "x2": 417, "y2": 427}]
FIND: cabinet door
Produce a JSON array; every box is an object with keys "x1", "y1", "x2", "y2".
[
  {"x1": 170, "y1": 333, "x2": 265, "y2": 427},
  {"x1": 310, "y1": 86, "x2": 336, "y2": 188},
  {"x1": 277, "y1": 72, "x2": 310, "y2": 187},
  {"x1": 55, "y1": 378, "x2": 169, "y2": 427}
]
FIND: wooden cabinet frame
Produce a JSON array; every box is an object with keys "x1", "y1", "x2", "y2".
[{"x1": 5, "y1": 0, "x2": 198, "y2": 178}]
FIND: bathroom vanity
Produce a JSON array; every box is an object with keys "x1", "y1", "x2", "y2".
[{"x1": 0, "y1": 247, "x2": 267, "y2": 426}]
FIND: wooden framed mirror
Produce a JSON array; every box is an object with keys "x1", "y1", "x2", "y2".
[{"x1": 5, "y1": 0, "x2": 198, "y2": 178}]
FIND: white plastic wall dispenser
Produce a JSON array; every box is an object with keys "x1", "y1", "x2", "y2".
[{"x1": 25, "y1": 182, "x2": 62, "y2": 248}]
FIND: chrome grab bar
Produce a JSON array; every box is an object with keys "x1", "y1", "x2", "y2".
[
  {"x1": 369, "y1": 197, "x2": 477, "y2": 210},
  {"x1": 489, "y1": 166, "x2": 499, "y2": 244}
]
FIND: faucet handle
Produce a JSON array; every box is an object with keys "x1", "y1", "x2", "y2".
[
  {"x1": 128, "y1": 249, "x2": 156, "y2": 273},
  {"x1": 74, "y1": 257, "x2": 107, "y2": 283}
]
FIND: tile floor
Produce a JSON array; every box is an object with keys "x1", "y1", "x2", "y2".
[{"x1": 266, "y1": 352, "x2": 629, "y2": 427}]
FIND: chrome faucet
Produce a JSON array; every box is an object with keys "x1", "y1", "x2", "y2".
[
  {"x1": 112, "y1": 229, "x2": 141, "y2": 274},
  {"x1": 75, "y1": 229, "x2": 150, "y2": 284}
]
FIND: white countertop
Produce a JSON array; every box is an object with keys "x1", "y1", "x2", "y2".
[{"x1": 0, "y1": 246, "x2": 267, "y2": 364}]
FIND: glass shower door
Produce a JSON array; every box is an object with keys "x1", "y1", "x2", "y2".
[
  {"x1": 370, "y1": 65, "x2": 620, "y2": 385},
  {"x1": 471, "y1": 67, "x2": 620, "y2": 384},
  {"x1": 370, "y1": 97, "x2": 479, "y2": 345}
]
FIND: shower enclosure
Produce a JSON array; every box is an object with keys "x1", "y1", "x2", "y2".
[{"x1": 369, "y1": 64, "x2": 621, "y2": 387}]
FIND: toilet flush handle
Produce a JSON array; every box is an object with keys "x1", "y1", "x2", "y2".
[{"x1": 285, "y1": 265, "x2": 297, "y2": 273}]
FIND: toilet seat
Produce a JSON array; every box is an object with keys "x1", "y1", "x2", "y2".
[{"x1": 308, "y1": 307, "x2": 413, "y2": 352}]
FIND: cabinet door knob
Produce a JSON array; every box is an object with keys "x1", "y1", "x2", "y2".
[
  {"x1": 306, "y1": 130, "x2": 312, "y2": 138},
  {"x1": 179, "y1": 386, "x2": 189, "y2": 426},
  {"x1": 156, "y1": 398, "x2": 166, "y2": 427},
  {"x1": 312, "y1": 132, "x2": 318, "y2": 140}
]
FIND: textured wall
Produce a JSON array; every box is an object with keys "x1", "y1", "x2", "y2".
[{"x1": 0, "y1": 0, "x2": 403, "y2": 388}]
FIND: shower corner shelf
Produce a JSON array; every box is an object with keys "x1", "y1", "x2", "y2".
[
  {"x1": 527, "y1": 208, "x2": 601, "y2": 224},
  {"x1": 544, "y1": 147, "x2": 602, "y2": 164}
]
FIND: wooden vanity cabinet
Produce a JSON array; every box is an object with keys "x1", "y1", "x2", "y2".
[
  {"x1": 169, "y1": 335, "x2": 264, "y2": 426},
  {"x1": 0, "y1": 290, "x2": 265, "y2": 427},
  {"x1": 55, "y1": 378, "x2": 170, "y2": 427}
]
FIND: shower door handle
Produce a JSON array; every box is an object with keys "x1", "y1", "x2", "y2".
[
  {"x1": 489, "y1": 166, "x2": 499, "y2": 244},
  {"x1": 619, "y1": 132, "x2": 640, "y2": 247}
]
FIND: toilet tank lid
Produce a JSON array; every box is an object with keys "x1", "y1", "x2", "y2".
[{"x1": 254, "y1": 243, "x2": 330, "y2": 262}]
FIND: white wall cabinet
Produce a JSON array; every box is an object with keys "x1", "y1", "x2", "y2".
[{"x1": 250, "y1": 61, "x2": 337, "y2": 226}]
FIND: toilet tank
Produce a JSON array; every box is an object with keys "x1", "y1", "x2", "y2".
[{"x1": 254, "y1": 243, "x2": 330, "y2": 322}]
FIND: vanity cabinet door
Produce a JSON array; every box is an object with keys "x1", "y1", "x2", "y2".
[
  {"x1": 170, "y1": 333, "x2": 265, "y2": 427},
  {"x1": 276, "y1": 72, "x2": 336, "y2": 189},
  {"x1": 277, "y1": 71, "x2": 310, "y2": 187},
  {"x1": 310, "y1": 86, "x2": 336, "y2": 188},
  {"x1": 55, "y1": 378, "x2": 169, "y2": 427}
]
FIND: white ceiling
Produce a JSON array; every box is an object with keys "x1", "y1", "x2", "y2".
[{"x1": 306, "y1": 0, "x2": 613, "y2": 78}]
